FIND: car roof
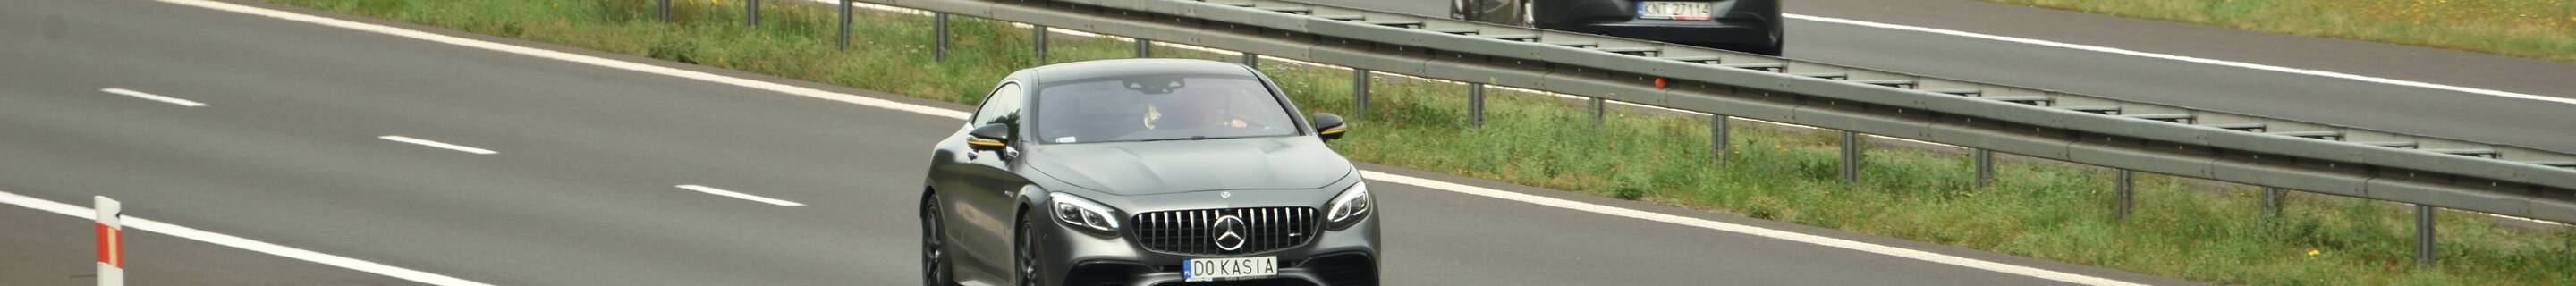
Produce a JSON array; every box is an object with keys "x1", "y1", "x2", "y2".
[{"x1": 1023, "y1": 59, "x2": 1256, "y2": 86}]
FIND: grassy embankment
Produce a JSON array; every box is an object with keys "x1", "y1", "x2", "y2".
[
  {"x1": 1987, "y1": 0, "x2": 2576, "y2": 63},
  {"x1": 263, "y1": 0, "x2": 2575, "y2": 284}
]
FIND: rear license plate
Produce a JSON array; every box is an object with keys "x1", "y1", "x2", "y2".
[
  {"x1": 1637, "y1": 1, "x2": 1713, "y2": 21},
  {"x1": 1182, "y1": 256, "x2": 1277, "y2": 282}
]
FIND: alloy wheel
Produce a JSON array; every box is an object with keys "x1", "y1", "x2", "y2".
[
  {"x1": 1015, "y1": 216, "x2": 1040, "y2": 286},
  {"x1": 921, "y1": 195, "x2": 953, "y2": 286}
]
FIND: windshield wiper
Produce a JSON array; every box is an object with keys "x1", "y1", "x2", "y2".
[
  {"x1": 1140, "y1": 136, "x2": 1211, "y2": 142},
  {"x1": 1139, "y1": 135, "x2": 1259, "y2": 142}
]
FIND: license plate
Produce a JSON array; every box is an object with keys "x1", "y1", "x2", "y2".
[
  {"x1": 1637, "y1": 1, "x2": 1713, "y2": 21},
  {"x1": 1182, "y1": 256, "x2": 1277, "y2": 282}
]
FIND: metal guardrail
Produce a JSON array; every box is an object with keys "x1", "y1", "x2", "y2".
[{"x1": 848, "y1": 0, "x2": 2576, "y2": 227}]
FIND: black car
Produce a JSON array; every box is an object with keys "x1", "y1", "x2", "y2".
[
  {"x1": 1453, "y1": 0, "x2": 1784, "y2": 55},
  {"x1": 921, "y1": 59, "x2": 1379, "y2": 286}
]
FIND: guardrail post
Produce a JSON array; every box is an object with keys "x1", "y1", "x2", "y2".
[
  {"x1": 95, "y1": 196, "x2": 123, "y2": 286},
  {"x1": 1840, "y1": 130, "x2": 1860, "y2": 183},
  {"x1": 2115, "y1": 170, "x2": 2135, "y2": 221},
  {"x1": 1241, "y1": 52, "x2": 1258, "y2": 68},
  {"x1": 1973, "y1": 148, "x2": 1995, "y2": 188},
  {"x1": 1468, "y1": 83, "x2": 1486, "y2": 128},
  {"x1": 1711, "y1": 115, "x2": 1729, "y2": 164},
  {"x1": 658, "y1": 0, "x2": 670, "y2": 22},
  {"x1": 1135, "y1": 38, "x2": 1151, "y2": 57},
  {"x1": 2417, "y1": 204, "x2": 2436, "y2": 265},
  {"x1": 746, "y1": 0, "x2": 759, "y2": 28},
  {"x1": 1591, "y1": 97, "x2": 1606, "y2": 124},
  {"x1": 837, "y1": 0, "x2": 851, "y2": 51},
  {"x1": 934, "y1": 13, "x2": 948, "y2": 62},
  {"x1": 1032, "y1": 25, "x2": 1048, "y2": 64},
  {"x1": 1352, "y1": 69, "x2": 1369, "y2": 114},
  {"x1": 2262, "y1": 187, "x2": 2284, "y2": 216}
]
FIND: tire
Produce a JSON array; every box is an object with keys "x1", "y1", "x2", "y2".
[
  {"x1": 1733, "y1": 19, "x2": 1784, "y2": 56},
  {"x1": 1754, "y1": 13, "x2": 1785, "y2": 56},
  {"x1": 922, "y1": 194, "x2": 955, "y2": 286},
  {"x1": 1014, "y1": 214, "x2": 1042, "y2": 286}
]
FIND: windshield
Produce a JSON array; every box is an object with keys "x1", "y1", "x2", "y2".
[{"x1": 1033, "y1": 75, "x2": 1299, "y2": 144}]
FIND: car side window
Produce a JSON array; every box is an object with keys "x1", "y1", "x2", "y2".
[{"x1": 970, "y1": 83, "x2": 1025, "y2": 128}]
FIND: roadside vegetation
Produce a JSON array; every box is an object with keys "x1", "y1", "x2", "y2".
[
  {"x1": 1987, "y1": 0, "x2": 2576, "y2": 63},
  {"x1": 263, "y1": 0, "x2": 2576, "y2": 284}
]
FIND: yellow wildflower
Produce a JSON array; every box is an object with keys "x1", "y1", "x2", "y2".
[{"x1": 2307, "y1": 248, "x2": 2320, "y2": 257}]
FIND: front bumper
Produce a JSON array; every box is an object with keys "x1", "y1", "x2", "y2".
[
  {"x1": 1035, "y1": 211, "x2": 1381, "y2": 286},
  {"x1": 1548, "y1": 16, "x2": 1775, "y2": 48}
]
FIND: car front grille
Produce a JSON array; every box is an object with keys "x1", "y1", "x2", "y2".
[{"x1": 1131, "y1": 206, "x2": 1317, "y2": 256}]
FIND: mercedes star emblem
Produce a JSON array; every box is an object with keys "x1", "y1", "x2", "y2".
[{"x1": 1211, "y1": 214, "x2": 1247, "y2": 251}]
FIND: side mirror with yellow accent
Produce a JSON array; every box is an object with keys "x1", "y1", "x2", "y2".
[
  {"x1": 1311, "y1": 113, "x2": 1349, "y2": 142},
  {"x1": 966, "y1": 123, "x2": 1012, "y2": 150}
]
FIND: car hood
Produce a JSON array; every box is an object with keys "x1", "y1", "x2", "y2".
[{"x1": 1027, "y1": 137, "x2": 1354, "y2": 196}]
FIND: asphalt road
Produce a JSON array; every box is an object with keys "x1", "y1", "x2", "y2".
[
  {"x1": 1301, "y1": 0, "x2": 2576, "y2": 154},
  {"x1": 0, "y1": 0, "x2": 2196, "y2": 285}
]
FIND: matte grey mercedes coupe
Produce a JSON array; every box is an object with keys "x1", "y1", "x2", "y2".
[{"x1": 922, "y1": 59, "x2": 1378, "y2": 286}]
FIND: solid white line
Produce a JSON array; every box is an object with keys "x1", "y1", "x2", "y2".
[
  {"x1": 1360, "y1": 171, "x2": 2145, "y2": 286},
  {"x1": 377, "y1": 136, "x2": 498, "y2": 155},
  {"x1": 162, "y1": 0, "x2": 2127, "y2": 283},
  {"x1": 152, "y1": 0, "x2": 970, "y2": 121},
  {"x1": 100, "y1": 88, "x2": 208, "y2": 107},
  {"x1": 1783, "y1": 13, "x2": 2576, "y2": 105},
  {"x1": 0, "y1": 190, "x2": 493, "y2": 286},
  {"x1": 675, "y1": 185, "x2": 807, "y2": 206}
]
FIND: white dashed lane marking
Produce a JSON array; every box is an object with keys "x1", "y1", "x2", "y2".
[
  {"x1": 101, "y1": 88, "x2": 208, "y2": 107},
  {"x1": 676, "y1": 185, "x2": 807, "y2": 206},
  {"x1": 377, "y1": 135, "x2": 499, "y2": 155}
]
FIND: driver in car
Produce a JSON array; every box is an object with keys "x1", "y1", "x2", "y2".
[{"x1": 1142, "y1": 92, "x2": 1253, "y2": 130}]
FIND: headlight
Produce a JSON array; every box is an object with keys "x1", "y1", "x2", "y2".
[
  {"x1": 1325, "y1": 182, "x2": 1373, "y2": 230},
  {"x1": 1050, "y1": 192, "x2": 1121, "y2": 235}
]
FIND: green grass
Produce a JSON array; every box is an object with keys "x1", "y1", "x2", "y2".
[
  {"x1": 263, "y1": 0, "x2": 2576, "y2": 284},
  {"x1": 1987, "y1": 0, "x2": 2576, "y2": 63}
]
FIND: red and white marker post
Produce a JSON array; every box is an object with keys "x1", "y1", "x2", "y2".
[{"x1": 94, "y1": 196, "x2": 123, "y2": 286}]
